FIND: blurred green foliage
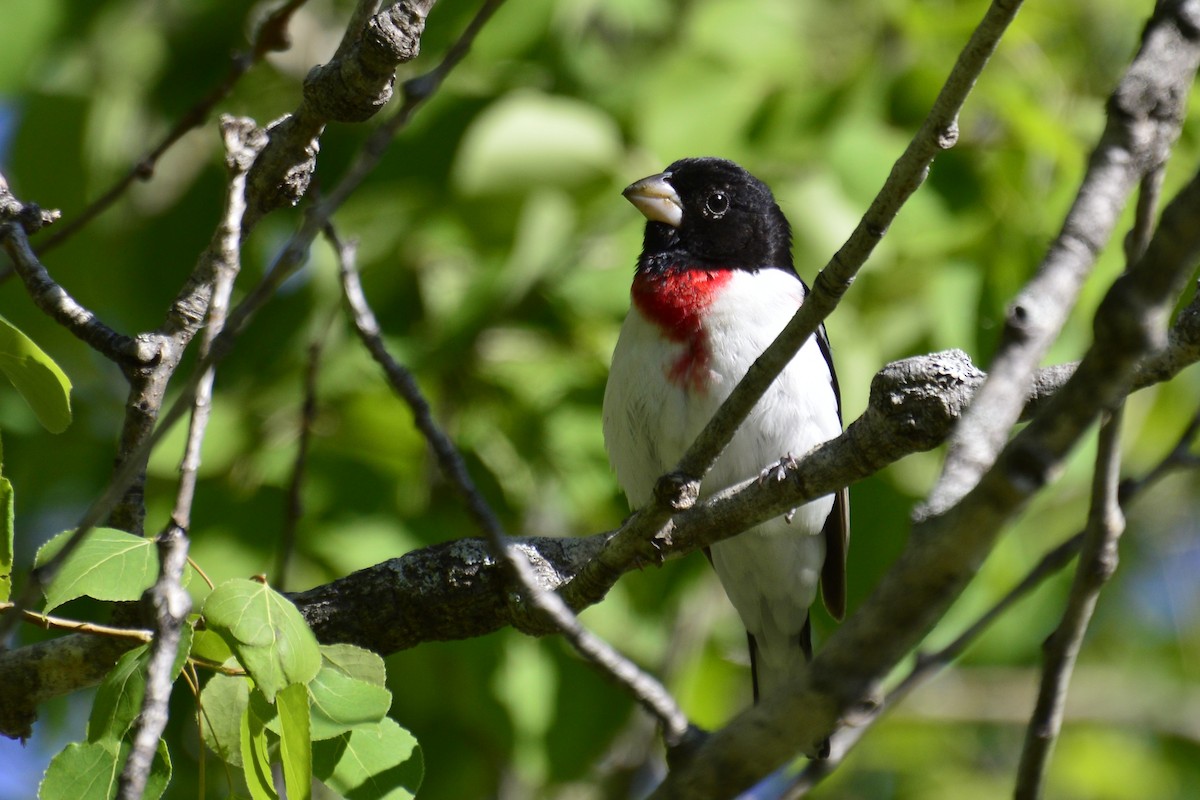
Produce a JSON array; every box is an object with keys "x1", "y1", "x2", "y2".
[{"x1": 1, "y1": 0, "x2": 1199, "y2": 797}]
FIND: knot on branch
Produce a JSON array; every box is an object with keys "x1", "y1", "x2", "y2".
[
  {"x1": 219, "y1": 116, "x2": 269, "y2": 174},
  {"x1": 302, "y1": 0, "x2": 432, "y2": 122},
  {"x1": 654, "y1": 472, "x2": 700, "y2": 512},
  {"x1": 370, "y1": 1, "x2": 431, "y2": 65},
  {"x1": 870, "y1": 349, "x2": 984, "y2": 450},
  {"x1": 0, "y1": 175, "x2": 61, "y2": 234},
  {"x1": 244, "y1": 114, "x2": 321, "y2": 226}
]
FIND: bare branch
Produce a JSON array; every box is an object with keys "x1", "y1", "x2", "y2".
[
  {"x1": 1, "y1": 0, "x2": 479, "y2": 639},
  {"x1": 244, "y1": 0, "x2": 443, "y2": 227},
  {"x1": 1013, "y1": 151, "x2": 1164, "y2": 800},
  {"x1": 789, "y1": 402, "x2": 1200, "y2": 796},
  {"x1": 116, "y1": 526, "x2": 191, "y2": 800},
  {"x1": 334, "y1": 228, "x2": 695, "y2": 748},
  {"x1": 0, "y1": 177, "x2": 135, "y2": 362},
  {"x1": 117, "y1": 115, "x2": 262, "y2": 799},
  {"x1": 4, "y1": 316, "x2": 1198, "y2": 742},
  {"x1": 926, "y1": 0, "x2": 1200, "y2": 515},
  {"x1": 652, "y1": 9, "x2": 1200, "y2": 791},
  {"x1": 0, "y1": 636, "x2": 135, "y2": 740},
  {"x1": 172, "y1": 116, "x2": 263, "y2": 532},
  {"x1": 672, "y1": 0, "x2": 1025, "y2": 489},
  {"x1": 1013, "y1": 408, "x2": 1125, "y2": 799}
]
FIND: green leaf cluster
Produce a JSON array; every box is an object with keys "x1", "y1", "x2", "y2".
[
  {"x1": 198, "y1": 590, "x2": 422, "y2": 800},
  {"x1": 29, "y1": 537, "x2": 419, "y2": 799}
]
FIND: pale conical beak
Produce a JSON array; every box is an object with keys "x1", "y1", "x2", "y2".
[{"x1": 623, "y1": 173, "x2": 683, "y2": 227}]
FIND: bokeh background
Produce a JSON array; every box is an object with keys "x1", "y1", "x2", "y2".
[{"x1": 1, "y1": 0, "x2": 1199, "y2": 797}]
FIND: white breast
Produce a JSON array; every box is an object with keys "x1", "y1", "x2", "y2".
[{"x1": 602, "y1": 268, "x2": 841, "y2": 693}]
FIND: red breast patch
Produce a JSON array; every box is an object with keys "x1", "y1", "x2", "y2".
[{"x1": 632, "y1": 268, "x2": 733, "y2": 392}]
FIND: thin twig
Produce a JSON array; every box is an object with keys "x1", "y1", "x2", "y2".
[
  {"x1": 0, "y1": 603, "x2": 153, "y2": 642},
  {"x1": 0, "y1": 207, "x2": 135, "y2": 362},
  {"x1": 332, "y1": 227, "x2": 694, "y2": 748},
  {"x1": 657, "y1": 19, "x2": 1200, "y2": 788},
  {"x1": 23, "y1": 0, "x2": 309, "y2": 259},
  {"x1": 117, "y1": 526, "x2": 192, "y2": 800},
  {"x1": 924, "y1": 0, "x2": 1196, "y2": 516},
  {"x1": 1013, "y1": 406, "x2": 1125, "y2": 799},
  {"x1": 787, "y1": 404, "x2": 1200, "y2": 797},
  {"x1": 171, "y1": 117, "x2": 260, "y2": 532},
  {"x1": 1, "y1": 0, "x2": 496, "y2": 643},
  {"x1": 118, "y1": 116, "x2": 260, "y2": 800},
  {"x1": 276, "y1": 334, "x2": 327, "y2": 589},
  {"x1": 673, "y1": 0, "x2": 1025, "y2": 485},
  {"x1": 1013, "y1": 152, "x2": 1166, "y2": 800},
  {"x1": 575, "y1": 0, "x2": 1029, "y2": 608}
]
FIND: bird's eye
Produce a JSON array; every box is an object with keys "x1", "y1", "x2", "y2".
[{"x1": 704, "y1": 191, "x2": 730, "y2": 218}]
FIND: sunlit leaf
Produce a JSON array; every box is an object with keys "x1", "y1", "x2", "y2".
[
  {"x1": 35, "y1": 528, "x2": 156, "y2": 613},
  {"x1": 199, "y1": 669, "x2": 249, "y2": 767},
  {"x1": 38, "y1": 738, "x2": 171, "y2": 800},
  {"x1": 307, "y1": 662, "x2": 392, "y2": 741},
  {"x1": 0, "y1": 437, "x2": 12, "y2": 602},
  {"x1": 89, "y1": 626, "x2": 192, "y2": 742},
  {"x1": 312, "y1": 717, "x2": 422, "y2": 800},
  {"x1": 277, "y1": 683, "x2": 312, "y2": 800},
  {"x1": 319, "y1": 643, "x2": 387, "y2": 688},
  {"x1": 241, "y1": 701, "x2": 276, "y2": 800},
  {"x1": 201, "y1": 578, "x2": 321, "y2": 701},
  {"x1": 0, "y1": 313, "x2": 72, "y2": 433}
]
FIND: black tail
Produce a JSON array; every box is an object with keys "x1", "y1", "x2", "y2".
[{"x1": 748, "y1": 617, "x2": 813, "y2": 703}]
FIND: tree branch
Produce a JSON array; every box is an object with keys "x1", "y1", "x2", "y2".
[
  {"x1": 3, "y1": 306, "x2": 1198, "y2": 743},
  {"x1": 116, "y1": 115, "x2": 262, "y2": 800},
  {"x1": 926, "y1": 0, "x2": 1200, "y2": 515},
  {"x1": 651, "y1": 10, "x2": 1200, "y2": 789},
  {"x1": 788, "y1": 403, "x2": 1200, "y2": 796},
  {"x1": 1013, "y1": 407, "x2": 1125, "y2": 800},
  {"x1": 334, "y1": 227, "x2": 694, "y2": 749},
  {"x1": 243, "y1": 0, "x2": 440, "y2": 227},
  {"x1": 673, "y1": 0, "x2": 1025, "y2": 488},
  {"x1": 0, "y1": 177, "x2": 136, "y2": 362}
]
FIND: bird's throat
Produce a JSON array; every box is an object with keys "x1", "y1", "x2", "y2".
[{"x1": 631, "y1": 267, "x2": 733, "y2": 392}]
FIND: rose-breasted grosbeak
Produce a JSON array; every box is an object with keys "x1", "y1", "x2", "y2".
[{"x1": 603, "y1": 157, "x2": 849, "y2": 701}]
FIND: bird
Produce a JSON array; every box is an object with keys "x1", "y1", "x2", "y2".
[{"x1": 602, "y1": 157, "x2": 849, "y2": 701}]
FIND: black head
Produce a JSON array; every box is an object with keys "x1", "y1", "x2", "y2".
[{"x1": 623, "y1": 157, "x2": 794, "y2": 274}]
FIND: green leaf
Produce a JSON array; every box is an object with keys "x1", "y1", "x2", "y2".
[
  {"x1": 191, "y1": 627, "x2": 234, "y2": 666},
  {"x1": 35, "y1": 528, "x2": 157, "y2": 613},
  {"x1": 0, "y1": 313, "x2": 72, "y2": 433},
  {"x1": 39, "y1": 739, "x2": 120, "y2": 800},
  {"x1": 39, "y1": 738, "x2": 171, "y2": 800},
  {"x1": 89, "y1": 626, "x2": 192, "y2": 742},
  {"x1": 199, "y1": 670, "x2": 249, "y2": 767},
  {"x1": 277, "y1": 683, "x2": 312, "y2": 800},
  {"x1": 319, "y1": 643, "x2": 387, "y2": 687},
  {"x1": 146, "y1": 740, "x2": 172, "y2": 800},
  {"x1": 307, "y1": 662, "x2": 392, "y2": 741},
  {"x1": 312, "y1": 718, "x2": 422, "y2": 800},
  {"x1": 0, "y1": 438, "x2": 12, "y2": 601},
  {"x1": 201, "y1": 579, "x2": 321, "y2": 701},
  {"x1": 240, "y1": 701, "x2": 277, "y2": 800},
  {"x1": 88, "y1": 645, "x2": 149, "y2": 742}
]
